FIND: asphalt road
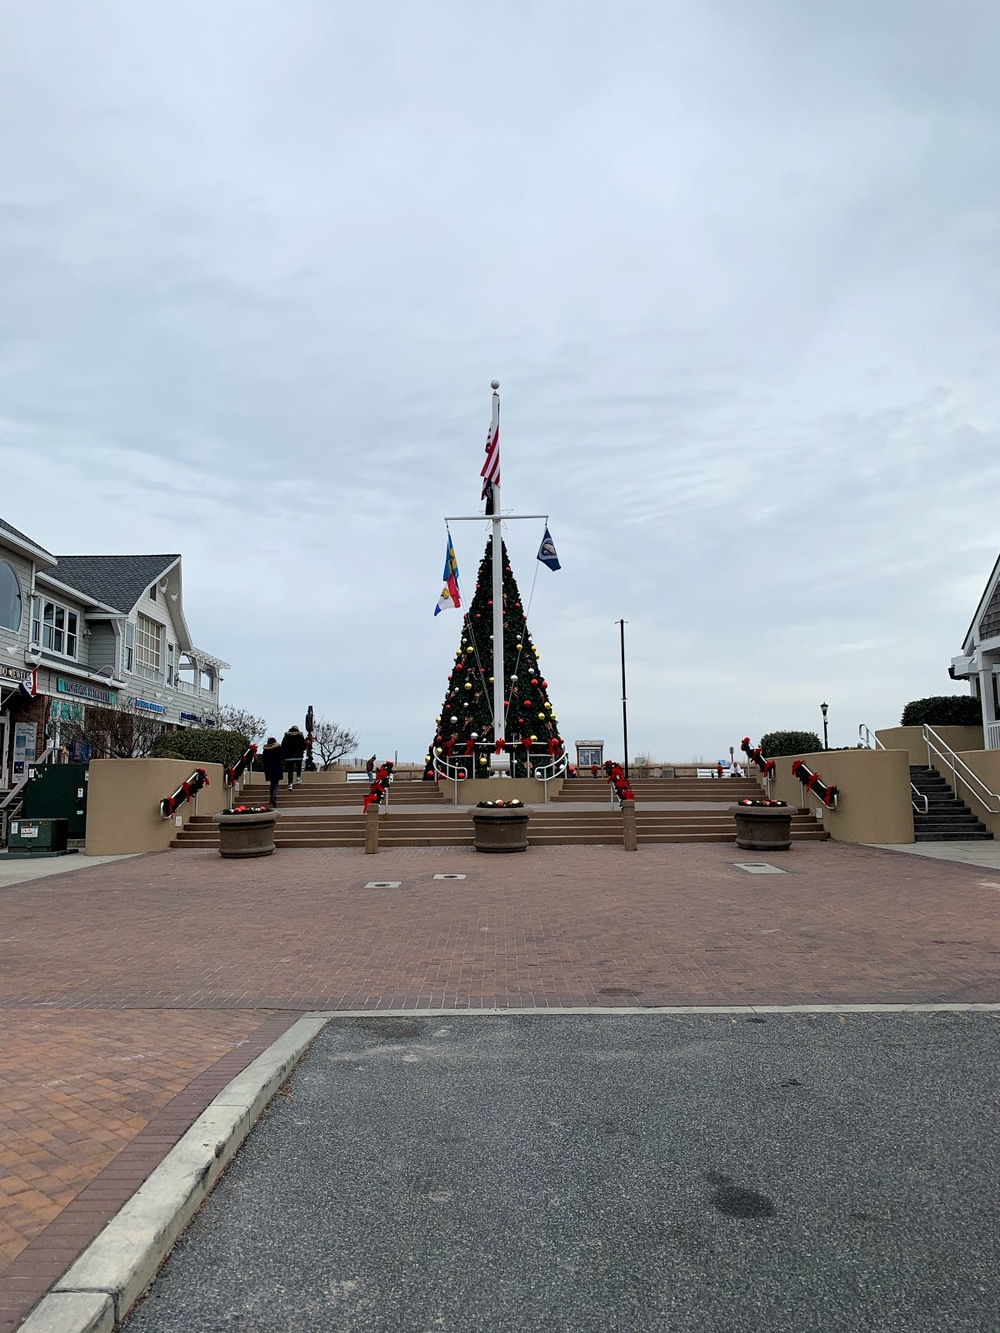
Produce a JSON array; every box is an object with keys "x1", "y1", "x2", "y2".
[{"x1": 125, "y1": 1013, "x2": 1000, "y2": 1333}]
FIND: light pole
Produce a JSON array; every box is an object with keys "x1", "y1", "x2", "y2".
[
  {"x1": 821, "y1": 701, "x2": 829, "y2": 751},
  {"x1": 305, "y1": 704, "x2": 317, "y2": 771},
  {"x1": 616, "y1": 619, "x2": 629, "y2": 780}
]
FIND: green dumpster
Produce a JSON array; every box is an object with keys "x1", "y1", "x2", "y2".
[{"x1": 7, "y1": 818, "x2": 70, "y2": 856}]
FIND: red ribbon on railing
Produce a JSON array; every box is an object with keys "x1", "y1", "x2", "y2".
[
  {"x1": 494, "y1": 738, "x2": 506, "y2": 755},
  {"x1": 160, "y1": 768, "x2": 209, "y2": 819},
  {"x1": 791, "y1": 759, "x2": 839, "y2": 808},
  {"x1": 362, "y1": 762, "x2": 394, "y2": 810},
  {"x1": 464, "y1": 737, "x2": 475, "y2": 756}
]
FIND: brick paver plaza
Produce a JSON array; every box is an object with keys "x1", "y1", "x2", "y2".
[{"x1": 1, "y1": 840, "x2": 998, "y2": 1326}]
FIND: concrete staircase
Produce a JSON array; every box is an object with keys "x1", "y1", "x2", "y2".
[
  {"x1": 171, "y1": 805, "x2": 828, "y2": 850},
  {"x1": 235, "y1": 777, "x2": 447, "y2": 809},
  {"x1": 909, "y1": 766, "x2": 994, "y2": 842},
  {"x1": 551, "y1": 776, "x2": 767, "y2": 803}
]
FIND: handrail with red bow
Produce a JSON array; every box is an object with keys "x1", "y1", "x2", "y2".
[
  {"x1": 604, "y1": 760, "x2": 635, "y2": 806},
  {"x1": 363, "y1": 761, "x2": 394, "y2": 813},
  {"x1": 790, "y1": 759, "x2": 839, "y2": 809},
  {"x1": 740, "y1": 737, "x2": 776, "y2": 780},
  {"x1": 160, "y1": 768, "x2": 210, "y2": 819},
  {"x1": 225, "y1": 745, "x2": 258, "y2": 789}
]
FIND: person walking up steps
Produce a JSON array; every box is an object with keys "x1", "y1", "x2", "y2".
[
  {"x1": 260, "y1": 736, "x2": 284, "y2": 809},
  {"x1": 281, "y1": 725, "x2": 307, "y2": 790}
]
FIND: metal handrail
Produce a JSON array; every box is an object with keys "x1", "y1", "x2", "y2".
[
  {"x1": 859, "y1": 724, "x2": 928, "y2": 815},
  {"x1": 923, "y1": 724, "x2": 1000, "y2": 816},
  {"x1": 160, "y1": 768, "x2": 210, "y2": 820},
  {"x1": 532, "y1": 751, "x2": 567, "y2": 803},
  {"x1": 225, "y1": 745, "x2": 258, "y2": 790},
  {"x1": 433, "y1": 751, "x2": 474, "y2": 804}
]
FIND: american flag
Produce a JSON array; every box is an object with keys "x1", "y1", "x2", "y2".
[{"x1": 480, "y1": 387, "x2": 500, "y2": 514}]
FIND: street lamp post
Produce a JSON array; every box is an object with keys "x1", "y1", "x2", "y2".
[
  {"x1": 616, "y1": 619, "x2": 629, "y2": 780},
  {"x1": 821, "y1": 701, "x2": 829, "y2": 751},
  {"x1": 305, "y1": 704, "x2": 317, "y2": 772}
]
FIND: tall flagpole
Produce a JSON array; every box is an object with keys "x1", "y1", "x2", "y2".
[{"x1": 488, "y1": 380, "x2": 508, "y2": 769}]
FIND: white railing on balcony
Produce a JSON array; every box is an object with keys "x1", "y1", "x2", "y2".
[{"x1": 987, "y1": 721, "x2": 1000, "y2": 751}]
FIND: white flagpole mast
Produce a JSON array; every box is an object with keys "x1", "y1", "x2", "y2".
[{"x1": 488, "y1": 380, "x2": 508, "y2": 769}]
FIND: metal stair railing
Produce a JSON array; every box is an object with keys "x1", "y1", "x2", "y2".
[
  {"x1": 433, "y1": 751, "x2": 473, "y2": 804},
  {"x1": 160, "y1": 768, "x2": 210, "y2": 820},
  {"x1": 224, "y1": 745, "x2": 258, "y2": 797},
  {"x1": 858, "y1": 724, "x2": 928, "y2": 815},
  {"x1": 532, "y1": 750, "x2": 567, "y2": 803},
  {"x1": 922, "y1": 725, "x2": 1000, "y2": 817}
]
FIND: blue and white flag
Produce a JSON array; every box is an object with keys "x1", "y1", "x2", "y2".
[{"x1": 536, "y1": 527, "x2": 561, "y2": 572}]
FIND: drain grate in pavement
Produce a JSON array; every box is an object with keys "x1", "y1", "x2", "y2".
[
  {"x1": 362, "y1": 880, "x2": 403, "y2": 889},
  {"x1": 734, "y1": 863, "x2": 787, "y2": 875},
  {"x1": 433, "y1": 873, "x2": 467, "y2": 881}
]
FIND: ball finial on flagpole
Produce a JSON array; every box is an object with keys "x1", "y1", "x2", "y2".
[{"x1": 491, "y1": 379, "x2": 500, "y2": 390}]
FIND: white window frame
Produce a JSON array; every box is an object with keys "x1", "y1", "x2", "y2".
[
  {"x1": 32, "y1": 596, "x2": 79, "y2": 659},
  {"x1": 135, "y1": 613, "x2": 163, "y2": 681},
  {"x1": 123, "y1": 620, "x2": 135, "y2": 674},
  {"x1": 0, "y1": 560, "x2": 22, "y2": 634}
]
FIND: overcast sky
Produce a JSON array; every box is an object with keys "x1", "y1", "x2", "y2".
[{"x1": 2, "y1": 1, "x2": 998, "y2": 763}]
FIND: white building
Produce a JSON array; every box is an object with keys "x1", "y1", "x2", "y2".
[
  {"x1": 0, "y1": 517, "x2": 229, "y2": 787},
  {"x1": 950, "y1": 553, "x2": 1000, "y2": 750}
]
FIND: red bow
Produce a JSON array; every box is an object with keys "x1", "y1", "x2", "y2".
[
  {"x1": 494, "y1": 738, "x2": 506, "y2": 755},
  {"x1": 464, "y1": 738, "x2": 475, "y2": 756}
]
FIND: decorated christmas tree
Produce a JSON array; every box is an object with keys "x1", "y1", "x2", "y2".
[{"x1": 424, "y1": 534, "x2": 563, "y2": 779}]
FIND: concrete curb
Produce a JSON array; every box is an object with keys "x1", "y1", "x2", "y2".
[{"x1": 16, "y1": 1015, "x2": 328, "y2": 1333}]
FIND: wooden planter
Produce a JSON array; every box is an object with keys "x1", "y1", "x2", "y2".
[
  {"x1": 216, "y1": 811, "x2": 278, "y2": 858},
  {"x1": 471, "y1": 807, "x2": 530, "y2": 853},
  {"x1": 730, "y1": 804, "x2": 792, "y2": 852}
]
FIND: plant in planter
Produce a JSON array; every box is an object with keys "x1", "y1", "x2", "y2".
[
  {"x1": 471, "y1": 798, "x2": 529, "y2": 852},
  {"x1": 730, "y1": 799, "x2": 793, "y2": 851},
  {"x1": 215, "y1": 805, "x2": 278, "y2": 858}
]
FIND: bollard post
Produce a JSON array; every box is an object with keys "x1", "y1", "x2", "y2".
[
  {"x1": 622, "y1": 799, "x2": 637, "y2": 851},
  {"x1": 365, "y1": 804, "x2": 379, "y2": 854}
]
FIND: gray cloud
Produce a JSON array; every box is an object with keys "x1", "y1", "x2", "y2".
[{"x1": 2, "y1": 0, "x2": 999, "y2": 760}]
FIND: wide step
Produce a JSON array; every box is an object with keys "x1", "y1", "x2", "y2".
[{"x1": 172, "y1": 807, "x2": 826, "y2": 849}]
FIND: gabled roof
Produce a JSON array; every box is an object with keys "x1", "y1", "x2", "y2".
[
  {"x1": 50, "y1": 555, "x2": 180, "y2": 615},
  {"x1": 963, "y1": 552, "x2": 1000, "y2": 653},
  {"x1": 0, "y1": 517, "x2": 55, "y2": 563}
]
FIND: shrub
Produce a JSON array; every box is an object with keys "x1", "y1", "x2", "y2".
[
  {"x1": 900, "y1": 695, "x2": 982, "y2": 727},
  {"x1": 150, "y1": 729, "x2": 251, "y2": 767},
  {"x1": 759, "y1": 730, "x2": 824, "y2": 758}
]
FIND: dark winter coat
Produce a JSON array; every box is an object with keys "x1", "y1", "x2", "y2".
[
  {"x1": 281, "y1": 728, "x2": 307, "y2": 761},
  {"x1": 260, "y1": 743, "x2": 284, "y2": 781}
]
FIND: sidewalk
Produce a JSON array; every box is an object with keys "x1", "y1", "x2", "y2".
[{"x1": 1, "y1": 840, "x2": 998, "y2": 1328}]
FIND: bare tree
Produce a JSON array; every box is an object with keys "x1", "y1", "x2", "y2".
[
  {"x1": 60, "y1": 698, "x2": 166, "y2": 759},
  {"x1": 313, "y1": 718, "x2": 359, "y2": 770},
  {"x1": 218, "y1": 705, "x2": 268, "y2": 741}
]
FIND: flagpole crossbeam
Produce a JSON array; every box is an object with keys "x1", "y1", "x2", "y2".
[{"x1": 443, "y1": 514, "x2": 551, "y2": 522}]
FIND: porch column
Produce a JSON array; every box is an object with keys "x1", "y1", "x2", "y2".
[{"x1": 978, "y1": 666, "x2": 998, "y2": 748}]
